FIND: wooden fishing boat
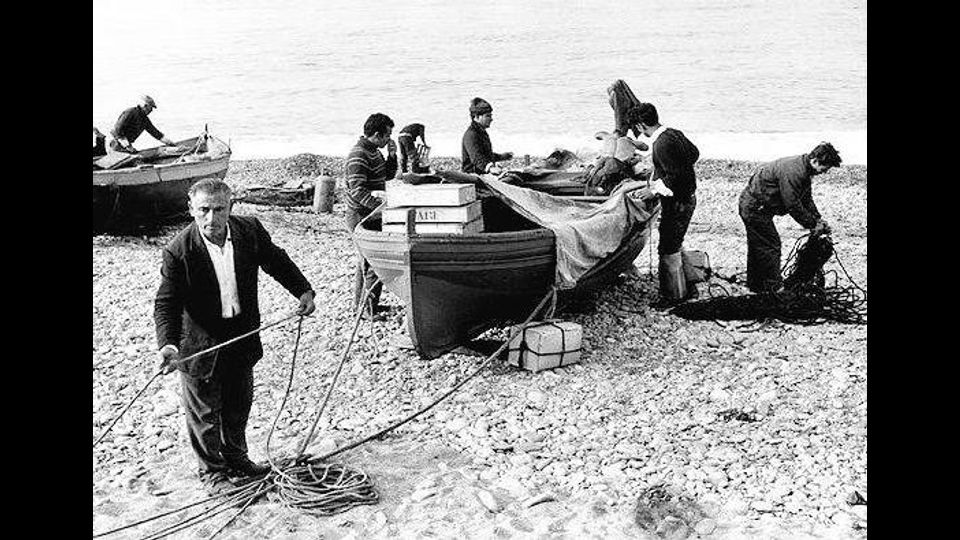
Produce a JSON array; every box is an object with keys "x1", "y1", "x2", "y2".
[
  {"x1": 353, "y1": 174, "x2": 659, "y2": 359},
  {"x1": 92, "y1": 134, "x2": 231, "y2": 233}
]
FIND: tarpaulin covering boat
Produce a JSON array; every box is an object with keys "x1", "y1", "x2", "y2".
[
  {"x1": 92, "y1": 134, "x2": 231, "y2": 233},
  {"x1": 353, "y1": 173, "x2": 660, "y2": 359}
]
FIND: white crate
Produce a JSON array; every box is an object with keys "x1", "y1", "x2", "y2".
[
  {"x1": 507, "y1": 320, "x2": 582, "y2": 373},
  {"x1": 386, "y1": 181, "x2": 476, "y2": 208},
  {"x1": 382, "y1": 200, "x2": 482, "y2": 224},
  {"x1": 383, "y1": 216, "x2": 484, "y2": 234}
]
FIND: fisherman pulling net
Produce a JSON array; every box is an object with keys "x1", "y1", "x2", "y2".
[{"x1": 671, "y1": 233, "x2": 867, "y2": 327}]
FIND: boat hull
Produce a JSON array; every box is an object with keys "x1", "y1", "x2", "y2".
[
  {"x1": 92, "y1": 139, "x2": 230, "y2": 233},
  {"x1": 354, "y1": 196, "x2": 655, "y2": 359}
]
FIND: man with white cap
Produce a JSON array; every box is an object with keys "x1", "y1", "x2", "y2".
[{"x1": 110, "y1": 94, "x2": 177, "y2": 153}]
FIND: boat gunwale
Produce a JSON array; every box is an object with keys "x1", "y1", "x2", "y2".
[
  {"x1": 92, "y1": 136, "x2": 232, "y2": 186},
  {"x1": 353, "y1": 223, "x2": 557, "y2": 244}
]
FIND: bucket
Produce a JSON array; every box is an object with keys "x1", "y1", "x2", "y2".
[
  {"x1": 313, "y1": 175, "x2": 336, "y2": 213},
  {"x1": 417, "y1": 145, "x2": 431, "y2": 168}
]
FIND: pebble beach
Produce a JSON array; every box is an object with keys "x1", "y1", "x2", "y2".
[{"x1": 92, "y1": 155, "x2": 868, "y2": 539}]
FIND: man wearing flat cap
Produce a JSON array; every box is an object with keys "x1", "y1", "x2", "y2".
[
  {"x1": 461, "y1": 97, "x2": 513, "y2": 175},
  {"x1": 110, "y1": 94, "x2": 178, "y2": 153}
]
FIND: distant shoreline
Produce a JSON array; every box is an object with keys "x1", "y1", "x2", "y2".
[
  {"x1": 225, "y1": 155, "x2": 867, "y2": 192},
  {"x1": 222, "y1": 129, "x2": 868, "y2": 167}
]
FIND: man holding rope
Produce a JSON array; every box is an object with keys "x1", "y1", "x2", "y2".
[
  {"x1": 154, "y1": 178, "x2": 316, "y2": 496},
  {"x1": 738, "y1": 142, "x2": 841, "y2": 293}
]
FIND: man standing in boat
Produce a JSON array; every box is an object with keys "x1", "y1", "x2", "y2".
[
  {"x1": 397, "y1": 123, "x2": 430, "y2": 174},
  {"x1": 154, "y1": 178, "x2": 316, "y2": 496},
  {"x1": 110, "y1": 94, "x2": 178, "y2": 153},
  {"x1": 461, "y1": 97, "x2": 514, "y2": 175},
  {"x1": 345, "y1": 113, "x2": 398, "y2": 316},
  {"x1": 633, "y1": 102, "x2": 701, "y2": 309},
  {"x1": 738, "y1": 142, "x2": 841, "y2": 293}
]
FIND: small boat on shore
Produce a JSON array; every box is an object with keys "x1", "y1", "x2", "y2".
[
  {"x1": 353, "y1": 173, "x2": 659, "y2": 359},
  {"x1": 92, "y1": 133, "x2": 231, "y2": 233}
]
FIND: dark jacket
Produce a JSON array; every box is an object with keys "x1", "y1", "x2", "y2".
[
  {"x1": 111, "y1": 105, "x2": 164, "y2": 144},
  {"x1": 399, "y1": 123, "x2": 425, "y2": 142},
  {"x1": 607, "y1": 79, "x2": 643, "y2": 138},
  {"x1": 650, "y1": 128, "x2": 700, "y2": 201},
  {"x1": 741, "y1": 153, "x2": 821, "y2": 229},
  {"x1": 461, "y1": 121, "x2": 509, "y2": 174},
  {"x1": 154, "y1": 215, "x2": 312, "y2": 379},
  {"x1": 93, "y1": 134, "x2": 106, "y2": 158}
]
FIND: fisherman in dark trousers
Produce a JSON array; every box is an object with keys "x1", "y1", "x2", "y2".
[
  {"x1": 738, "y1": 142, "x2": 841, "y2": 293},
  {"x1": 397, "y1": 123, "x2": 429, "y2": 174},
  {"x1": 154, "y1": 179, "x2": 316, "y2": 496},
  {"x1": 345, "y1": 113, "x2": 398, "y2": 315},
  {"x1": 461, "y1": 97, "x2": 513, "y2": 175},
  {"x1": 633, "y1": 102, "x2": 701, "y2": 308}
]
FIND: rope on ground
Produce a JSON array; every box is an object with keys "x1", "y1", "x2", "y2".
[
  {"x1": 301, "y1": 286, "x2": 559, "y2": 465},
  {"x1": 673, "y1": 233, "x2": 867, "y2": 327},
  {"x1": 93, "y1": 312, "x2": 302, "y2": 448},
  {"x1": 266, "y1": 277, "x2": 382, "y2": 517},
  {"x1": 94, "y1": 282, "x2": 559, "y2": 538},
  {"x1": 273, "y1": 283, "x2": 559, "y2": 517}
]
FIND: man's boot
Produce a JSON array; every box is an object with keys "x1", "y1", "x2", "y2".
[{"x1": 653, "y1": 251, "x2": 687, "y2": 310}]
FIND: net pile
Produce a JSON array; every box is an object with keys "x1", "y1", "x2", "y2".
[{"x1": 672, "y1": 234, "x2": 867, "y2": 327}]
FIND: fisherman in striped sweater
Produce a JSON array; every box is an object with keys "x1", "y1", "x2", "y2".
[{"x1": 345, "y1": 113, "x2": 398, "y2": 315}]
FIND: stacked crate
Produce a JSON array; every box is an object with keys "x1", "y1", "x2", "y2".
[{"x1": 382, "y1": 181, "x2": 484, "y2": 234}]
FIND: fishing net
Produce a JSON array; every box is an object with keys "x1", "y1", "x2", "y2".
[{"x1": 671, "y1": 234, "x2": 867, "y2": 327}]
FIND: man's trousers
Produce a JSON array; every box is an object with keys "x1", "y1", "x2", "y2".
[
  {"x1": 657, "y1": 194, "x2": 697, "y2": 301},
  {"x1": 346, "y1": 208, "x2": 382, "y2": 313},
  {"x1": 738, "y1": 189, "x2": 782, "y2": 293},
  {"x1": 179, "y1": 354, "x2": 254, "y2": 475}
]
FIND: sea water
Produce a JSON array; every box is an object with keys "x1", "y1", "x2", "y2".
[{"x1": 93, "y1": 0, "x2": 866, "y2": 164}]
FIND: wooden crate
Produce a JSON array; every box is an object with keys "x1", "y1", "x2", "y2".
[
  {"x1": 386, "y1": 181, "x2": 476, "y2": 208},
  {"x1": 382, "y1": 200, "x2": 482, "y2": 225},
  {"x1": 383, "y1": 216, "x2": 484, "y2": 234}
]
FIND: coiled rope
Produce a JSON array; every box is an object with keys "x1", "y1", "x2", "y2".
[{"x1": 93, "y1": 281, "x2": 559, "y2": 539}]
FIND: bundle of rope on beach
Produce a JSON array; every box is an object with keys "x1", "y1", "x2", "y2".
[
  {"x1": 671, "y1": 234, "x2": 867, "y2": 327},
  {"x1": 93, "y1": 284, "x2": 559, "y2": 539}
]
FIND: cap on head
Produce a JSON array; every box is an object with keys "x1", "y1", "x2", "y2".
[
  {"x1": 140, "y1": 94, "x2": 157, "y2": 109},
  {"x1": 469, "y1": 97, "x2": 493, "y2": 117}
]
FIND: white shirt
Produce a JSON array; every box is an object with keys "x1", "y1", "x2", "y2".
[
  {"x1": 644, "y1": 125, "x2": 669, "y2": 181},
  {"x1": 647, "y1": 125, "x2": 668, "y2": 149},
  {"x1": 200, "y1": 225, "x2": 241, "y2": 319}
]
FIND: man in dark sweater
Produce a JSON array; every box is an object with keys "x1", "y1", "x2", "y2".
[
  {"x1": 738, "y1": 142, "x2": 841, "y2": 293},
  {"x1": 398, "y1": 123, "x2": 429, "y2": 174},
  {"x1": 345, "y1": 113, "x2": 398, "y2": 314},
  {"x1": 461, "y1": 98, "x2": 513, "y2": 174},
  {"x1": 110, "y1": 95, "x2": 177, "y2": 152},
  {"x1": 634, "y1": 102, "x2": 701, "y2": 308}
]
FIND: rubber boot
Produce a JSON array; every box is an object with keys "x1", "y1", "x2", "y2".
[{"x1": 657, "y1": 251, "x2": 687, "y2": 306}]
